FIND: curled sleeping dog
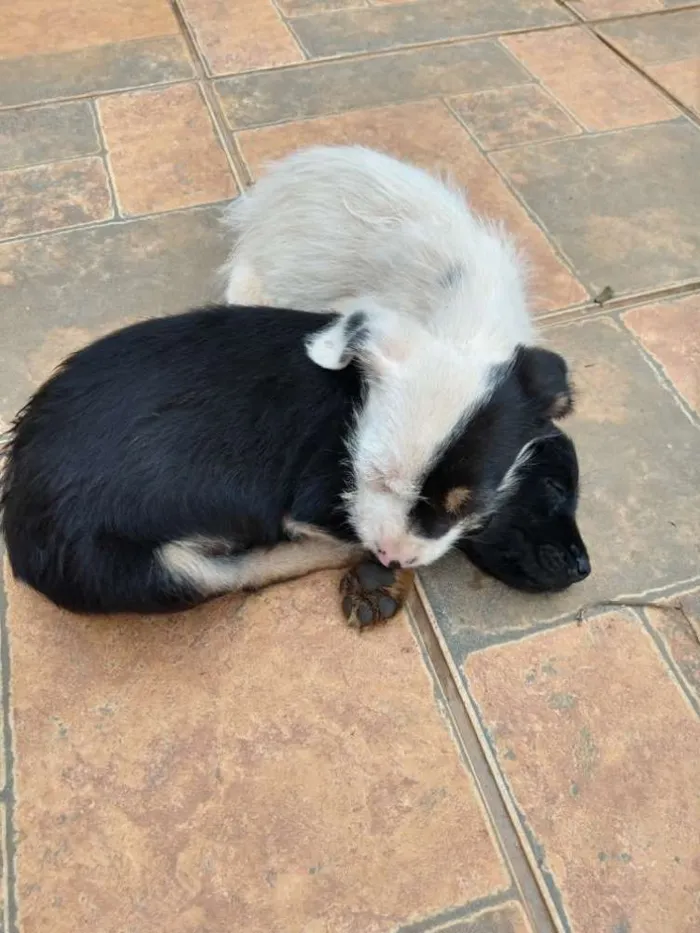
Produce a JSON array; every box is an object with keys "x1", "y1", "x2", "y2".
[
  {"x1": 222, "y1": 145, "x2": 590, "y2": 591},
  {"x1": 0, "y1": 304, "x2": 581, "y2": 628}
]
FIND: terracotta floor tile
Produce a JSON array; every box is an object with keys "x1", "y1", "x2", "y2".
[
  {"x1": 465, "y1": 611, "x2": 700, "y2": 933},
  {"x1": 179, "y1": 0, "x2": 302, "y2": 75},
  {"x1": 97, "y1": 84, "x2": 236, "y2": 217},
  {"x1": 420, "y1": 317, "x2": 700, "y2": 656},
  {"x1": 398, "y1": 900, "x2": 534, "y2": 933},
  {"x1": 568, "y1": 0, "x2": 696, "y2": 18},
  {"x1": 0, "y1": 804, "x2": 6, "y2": 929},
  {"x1": 449, "y1": 84, "x2": 582, "y2": 150},
  {"x1": 278, "y1": 0, "x2": 367, "y2": 11},
  {"x1": 492, "y1": 120, "x2": 700, "y2": 295},
  {"x1": 0, "y1": 101, "x2": 99, "y2": 172},
  {"x1": 289, "y1": 0, "x2": 573, "y2": 59},
  {"x1": 7, "y1": 570, "x2": 509, "y2": 933},
  {"x1": 215, "y1": 40, "x2": 530, "y2": 129},
  {"x1": 0, "y1": 206, "x2": 228, "y2": 422},
  {"x1": 236, "y1": 100, "x2": 587, "y2": 311},
  {"x1": 0, "y1": 0, "x2": 178, "y2": 60},
  {"x1": 502, "y1": 27, "x2": 677, "y2": 130},
  {"x1": 564, "y1": 0, "x2": 661, "y2": 18},
  {"x1": 645, "y1": 589, "x2": 700, "y2": 702},
  {"x1": 0, "y1": 157, "x2": 112, "y2": 240},
  {"x1": 622, "y1": 293, "x2": 700, "y2": 413},
  {"x1": 0, "y1": 37, "x2": 194, "y2": 109},
  {"x1": 648, "y1": 58, "x2": 700, "y2": 113},
  {"x1": 598, "y1": 8, "x2": 700, "y2": 64}
]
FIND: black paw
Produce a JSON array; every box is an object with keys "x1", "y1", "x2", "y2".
[{"x1": 339, "y1": 560, "x2": 414, "y2": 630}]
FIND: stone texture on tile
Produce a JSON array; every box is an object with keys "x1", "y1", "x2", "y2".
[
  {"x1": 180, "y1": 0, "x2": 302, "y2": 75},
  {"x1": 449, "y1": 84, "x2": 582, "y2": 150},
  {"x1": 0, "y1": 157, "x2": 112, "y2": 240},
  {"x1": 565, "y1": 0, "x2": 660, "y2": 18},
  {"x1": 599, "y1": 9, "x2": 700, "y2": 114},
  {"x1": 0, "y1": 206, "x2": 229, "y2": 422},
  {"x1": 399, "y1": 901, "x2": 534, "y2": 933},
  {"x1": 567, "y1": 0, "x2": 697, "y2": 18},
  {"x1": 645, "y1": 589, "x2": 700, "y2": 702},
  {"x1": 0, "y1": 37, "x2": 194, "y2": 109},
  {"x1": 465, "y1": 612, "x2": 700, "y2": 933},
  {"x1": 0, "y1": 0, "x2": 179, "y2": 60},
  {"x1": 598, "y1": 8, "x2": 700, "y2": 64},
  {"x1": 622, "y1": 293, "x2": 700, "y2": 413},
  {"x1": 0, "y1": 803, "x2": 6, "y2": 930},
  {"x1": 7, "y1": 570, "x2": 509, "y2": 933},
  {"x1": 215, "y1": 40, "x2": 531, "y2": 129},
  {"x1": 648, "y1": 59, "x2": 700, "y2": 113},
  {"x1": 492, "y1": 120, "x2": 700, "y2": 295},
  {"x1": 98, "y1": 84, "x2": 236, "y2": 217},
  {"x1": 502, "y1": 27, "x2": 677, "y2": 130},
  {"x1": 236, "y1": 100, "x2": 587, "y2": 311},
  {"x1": 0, "y1": 101, "x2": 99, "y2": 171},
  {"x1": 290, "y1": 0, "x2": 573, "y2": 58},
  {"x1": 279, "y1": 0, "x2": 367, "y2": 10},
  {"x1": 420, "y1": 317, "x2": 700, "y2": 656}
]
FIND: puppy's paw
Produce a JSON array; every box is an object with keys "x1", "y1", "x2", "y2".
[{"x1": 339, "y1": 560, "x2": 414, "y2": 630}]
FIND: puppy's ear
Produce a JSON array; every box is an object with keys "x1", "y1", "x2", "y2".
[
  {"x1": 305, "y1": 306, "x2": 410, "y2": 377},
  {"x1": 515, "y1": 346, "x2": 574, "y2": 419},
  {"x1": 305, "y1": 311, "x2": 370, "y2": 371}
]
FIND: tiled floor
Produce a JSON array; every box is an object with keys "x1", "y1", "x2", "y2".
[{"x1": 0, "y1": 2, "x2": 699, "y2": 931}]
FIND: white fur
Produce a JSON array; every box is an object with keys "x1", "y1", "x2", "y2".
[{"x1": 222, "y1": 146, "x2": 539, "y2": 568}]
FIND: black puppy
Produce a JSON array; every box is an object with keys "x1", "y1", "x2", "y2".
[
  {"x1": 1, "y1": 305, "x2": 588, "y2": 624},
  {"x1": 458, "y1": 427, "x2": 590, "y2": 592}
]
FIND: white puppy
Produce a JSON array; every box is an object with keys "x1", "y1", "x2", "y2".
[{"x1": 221, "y1": 147, "x2": 572, "y2": 569}]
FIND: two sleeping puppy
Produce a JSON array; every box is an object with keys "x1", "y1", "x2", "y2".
[{"x1": 1, "y1": 147, "x2": 589, "y2": 625}]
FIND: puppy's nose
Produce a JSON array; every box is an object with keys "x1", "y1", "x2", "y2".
[
  {"x1": 571, "y1": 553, "x2": 591, "y2": 581},
  {"x1": 388, "y1": 560, "x2": 401, "y2": 571}
]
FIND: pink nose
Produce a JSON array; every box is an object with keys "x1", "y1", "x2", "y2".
[{"x1": 375, "y1": 547, "x2": 415, "y2": 569}]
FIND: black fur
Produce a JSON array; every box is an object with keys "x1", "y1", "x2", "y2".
[
  {"x1": 1, "y1": 306, "x2": 363, "y2": 614},
  {"x1": 409, "y1": 347, "x2": 573, "y2": 540},
  {"x1": 0, "y1": 305, "x2": 588, "y2": 615},
  {"x1": 458, "y1": 427, "x2": 590, "y2": 592}
]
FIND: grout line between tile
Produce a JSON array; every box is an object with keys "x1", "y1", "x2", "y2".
[
  {"x1": 405, "y1": 583, "x2": 565, "y2": 933},
  {"x1": 90, "y1": 99, "x2": 122, "y2": 220},
  {"x1": 0, "y1": 77, "x2": 196, "y2": 115},
  {"x1": 440, "y1": 97, "x2": 590, "y2": 306},
  {"x1": 587, "y1": 23, "x2": 700, "y2": 123},
  {"x1": 634, "y1": 606, "x2": 700, "y2": 718},
  {"x1": 203, "y1": 20, "x2": 585, "y2": 81},
  {"x1": 168, "y1": 0, "x2": 249, "y2": 190},
  {"x1": 614, "y1": 308, "x2": 700, "y2": 430},
  {"x1": 0, "y1": 555, "x2": 19, "y2": 933}
]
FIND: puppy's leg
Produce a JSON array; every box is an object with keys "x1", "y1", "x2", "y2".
[
  {"x1": 339, "y1": 560, "x2": 415, "y2": 630},
  {"x1": 159, "y1": 536, "x2": 362, "y2": 596}
]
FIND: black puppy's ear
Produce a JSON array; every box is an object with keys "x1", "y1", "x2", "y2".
[{"x1": 515, "y1": 346, "x2": 574, "y2": 419}]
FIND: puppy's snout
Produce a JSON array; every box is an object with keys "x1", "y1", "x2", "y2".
[
  {"x1": 570, "y1": 550, "x2": 591, "y2": 582},
  {"x1": 375, "y1": 545, "x2": 416, "y2": 570}
]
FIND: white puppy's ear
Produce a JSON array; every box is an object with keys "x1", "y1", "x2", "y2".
[
  {"x1": 305, "y1": 305, "x2": 412, "y2": 376},
  {"x1": 305, "y1": 311, "x2": 369, "y2": 370}
]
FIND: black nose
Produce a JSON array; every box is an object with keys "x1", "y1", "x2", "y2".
[
  {"x1": 388, "y1": 560, "x2": 401, "y2": 571},
  {"x1": 571, "y1": 553, "x2": 591, "y2": 581}
]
